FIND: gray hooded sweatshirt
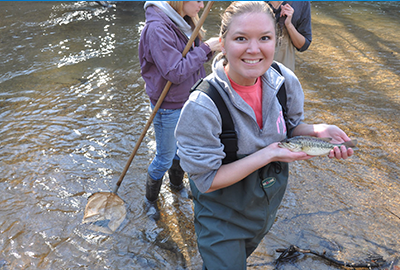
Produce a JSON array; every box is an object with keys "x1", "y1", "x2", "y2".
[{"x1": 175, "y1": 54, "x2": 305, "y2": 193}]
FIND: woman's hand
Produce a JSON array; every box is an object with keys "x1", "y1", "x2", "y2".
[
  {"x1": 313, "y1": 124, "x2": 354, "y2": 160},
  {"x1": 208, "y1": 142, "x2": 311, "y2": 193},
  {"x1": 204, "y1": 37, "x2": 221, "y2": 52},
  {"x1": 263, "y1": 142, "x2": 313, "y2": 163}
]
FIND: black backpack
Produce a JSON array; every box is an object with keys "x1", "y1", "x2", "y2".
[{"x1": 190, "y1": 62, "x2": 287, "y2": 164}]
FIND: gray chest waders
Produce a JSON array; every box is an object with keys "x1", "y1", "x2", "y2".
[
  {"x1": 189, "y1": 161, "x2": 289, "y2": 269},
  {"x1": 190, "y1": 63, "x2": 289, "y2": 269}
]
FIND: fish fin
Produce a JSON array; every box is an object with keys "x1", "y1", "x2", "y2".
[{"x1": 343, "y1": 139, "x2": 357, "y2": 148}]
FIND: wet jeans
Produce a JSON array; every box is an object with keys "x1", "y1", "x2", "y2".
[{"x1": 147, "y1": 103, "x2": 181, "y2": 180}]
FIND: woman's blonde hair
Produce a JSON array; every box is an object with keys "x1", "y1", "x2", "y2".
[
  {"x1": 220, "y1": 1, "x2": 275, "y2": 39},
  {"x1": 167, "y1": 1, "x2": 206, "y2": 40}
]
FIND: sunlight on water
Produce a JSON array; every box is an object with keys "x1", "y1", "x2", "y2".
[{"x1": 0, "y1": 1, "x2": 399, "y2": 269}]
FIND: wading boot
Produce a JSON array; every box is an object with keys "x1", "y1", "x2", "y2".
[
  {"x1": 144, "y1": 173, "x2": 163, "y2": 221},
  {"x1": 168, "y1": 159, "x2": 184, "y2": 191}
]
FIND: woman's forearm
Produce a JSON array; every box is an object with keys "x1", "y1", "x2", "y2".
[
  {"x1": 291, "y1": 123, "x2": 318, "y2": 137},
  {"x1": 206, "y1": 148, "x2": 273, "y2": 193}
]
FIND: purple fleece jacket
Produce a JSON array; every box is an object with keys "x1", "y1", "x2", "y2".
[{"x1": 139, "y1": 5, "x2": 213, "y2": 109}]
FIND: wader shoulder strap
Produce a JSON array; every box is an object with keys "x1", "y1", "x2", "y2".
[{"x1": 191, "y1": 79, "x2": 238, "y2": 164}]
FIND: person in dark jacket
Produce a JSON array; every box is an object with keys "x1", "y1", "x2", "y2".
[
  {"x1": 267, "y1": 1, "x2": 312, "y2": 71},
  {"x1": 138, "y1": 1, "x2": 220, "y2": 220}
]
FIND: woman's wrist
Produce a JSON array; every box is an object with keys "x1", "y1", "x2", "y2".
[
  {"x1": 201, "y1": 42, "x2": 212, "y2": 54},
  {"x1": 204, "y1": 42, "x2": 211, "y2": 50}
]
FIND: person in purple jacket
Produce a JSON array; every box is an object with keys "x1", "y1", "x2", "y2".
[{"x1": 138, "y1": 1, "x2": 220, "y2": 220}]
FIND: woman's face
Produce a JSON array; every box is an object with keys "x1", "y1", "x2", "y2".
[
  {"x1": 182, "y1": 1, "x2": 204, "y2": 18},
  {"x1": 222, "y1": 12, "x2": 276, "y2": 86}
]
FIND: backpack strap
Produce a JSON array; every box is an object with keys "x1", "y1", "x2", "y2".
[
  {"x1": 191, "y1": 79, "x2": 238, "y2": 164},
  {"x1": 271, "y1": 62, "x2": 289, "y2": 132}
]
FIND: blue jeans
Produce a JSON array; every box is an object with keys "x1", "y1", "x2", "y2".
[{"x1": 147, "y1": 103, "x2": 181, "y2": 180}]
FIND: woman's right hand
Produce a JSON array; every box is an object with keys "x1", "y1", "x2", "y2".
[
  {"x1": 204, "y1": 37, "x2": 221, "y2": 52},
  {"x1": 264, "y1": 142, "x2": 313, "y2": 163}
]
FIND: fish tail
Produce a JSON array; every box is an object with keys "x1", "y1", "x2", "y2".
[{"x1": 343, "y1": 139, "x2": 357, "y2": 148}]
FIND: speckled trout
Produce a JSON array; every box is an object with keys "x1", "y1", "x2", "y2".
[{"x1": 278, "y1": 136, "x2": 357, "y2": 156}]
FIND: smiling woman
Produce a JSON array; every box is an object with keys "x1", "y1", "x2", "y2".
[
  {"x1": 222, "y1": 11, "x2": 276, "y2": 86},
  {"x1": 175, "y1": 1, "x2": 355, "y2": 268}
]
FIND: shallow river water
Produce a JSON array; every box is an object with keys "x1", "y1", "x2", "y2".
[{"x1": 0, "y1": 1, "x2": 399, "y2": 269}]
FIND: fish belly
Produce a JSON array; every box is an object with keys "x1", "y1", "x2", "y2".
[{"x1": 303, "y1": 147, "x2": 332, "y2": 156}]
